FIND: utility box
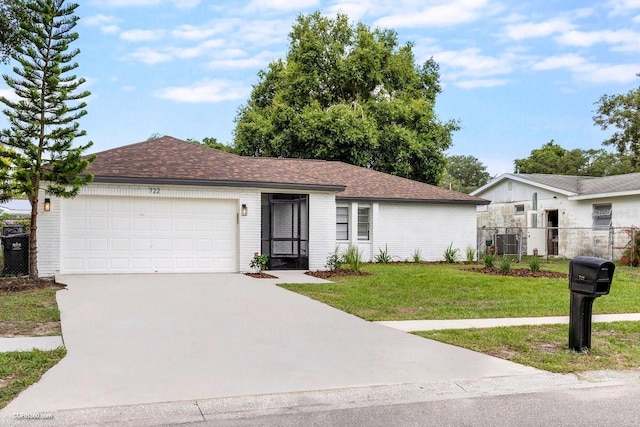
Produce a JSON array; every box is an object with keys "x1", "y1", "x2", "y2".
[
  {"x1": 2, "y1": 233, "x2": 29, "y2": 276},
  {"x1": 568, "y1": 256, "x2": 615, "y2": 353}
]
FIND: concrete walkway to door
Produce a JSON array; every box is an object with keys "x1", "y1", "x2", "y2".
[{"x1": 1, "y1": 272, "x2": 538, "y2": 415}]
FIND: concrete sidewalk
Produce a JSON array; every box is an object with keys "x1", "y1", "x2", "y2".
[
  {"x1": 0, "y1": 336, "x2": 63, "y2": 353},
  {"x1": 376, "y1": 313, "x2": 640, "y2": 332}
]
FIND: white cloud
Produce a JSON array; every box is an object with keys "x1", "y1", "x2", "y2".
[
  {"x1": 557, "y1": 29, "x2": 640, "y2": 52},
  {"x1": 434, "y1": 48, "x2": 514, "y2": 78},
  {"x1": 577, "y1": 63, "x2": 640, "y2": 84},
  {"x1": 155, "y1": 79, "x2": 249, "y2": 103},
  {"x1": 95, "y1": 0, "x2": 161, "y2": 6},
  {"x1": 608, "y1": 0, "x2": 640, "y2": 16},
  {"x1": 127, "y1": 47, "x2": 173, "y2": 64},
  {"x1": 84, "y1": 14, "x2": 119, "y2": 27},
  {"x1": 504, "y1": 18, "x2": 573, "y2": 40},
  {"x1": 326, "y1": 1, "x2": 373, "y2": 21},
  {"x1": 456, "y1": 79, "x2": 508, "y2": 89},
  {"x1": 120, "y1": 29, "x2": 166, "y2": 42},
  {"x1": 171, "y1": 39, "x2": 226, "y2": 59},
  {"x1": 83, "y1": 14, "x2": 121, "y2": 34},
  {"x1": 0, "y1": 88, "x2": 19, "y2": 102},
  {"x1": 244, "y1": 0, "x2": 319, "y2": 13},
  {"x1": 172, "y1": 23, "x2": 228, "y2": 41},
  {"x1": 208, "y1": 50, "x2": 279, "y2": 70},
  {"x1": 173, "y1": 0, "x2": 200, "y2": 7},
  {"x1": 532, "y1": 54, "x2": 587, "y2": 71},
  {"x1": 374, "y1": 0, "x2": 499, "y2": 28},
  {"x1": 92, "y1": 0, "x2": 199, "y2": 7}
]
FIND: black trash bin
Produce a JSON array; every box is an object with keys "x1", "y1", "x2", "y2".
[
  {"x1": 568, "y1": 256, "x2": 615, "y2": 352},
  {"x1": 2, "y1": 232, "x2": 29, "y2": 276}
]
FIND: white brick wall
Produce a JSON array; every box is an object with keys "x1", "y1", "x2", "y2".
[
  {"x1": 380, "y1": 203, "x2": 477, "y2": 261},
  {"x1": 335, "y1": 201, "x2": 478, "y2": 262},
  {"x1": 36, "y1": 189, "x2": 61, "y2": 277}
]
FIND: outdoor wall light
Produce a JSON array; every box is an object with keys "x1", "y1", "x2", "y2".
[
  {"x1": 44, "y1": 198, "x2": 51, "y2": 212},
  {"x1": 241, "y1": 204, "x2": 248, "y2": 216}
]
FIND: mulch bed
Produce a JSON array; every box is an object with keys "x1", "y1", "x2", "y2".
[
  {"x1": 244, "y1": 272, "x2": 279, "y2": 279},
  {"x1": 467, "y1": 267, "x2": 568, "y2": 279},
  {"x1": 0, "y1": 276, "x2": 61, "y2": 293},
  {"x1": 306, "y1": 268, "x2": 371, "y2": 279}
]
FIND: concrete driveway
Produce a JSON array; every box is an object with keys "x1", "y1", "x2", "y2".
[{"x1": 2, "y1": 273, "x2": 538, "y2": 414}]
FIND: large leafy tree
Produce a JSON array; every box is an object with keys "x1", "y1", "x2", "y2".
[
  {"x1": 593, "y1": 84, "x2": 640, "y2": 168},
  {"x1": 0, "y1": 0, "x2": 27, "y2": 62},
  {"x1": 0, "y1": 0, "x2": 94, "y2": 278},
  {"x1": 514, "y1": 140, "x2": 635, "y2": 176},
  {"x1": 440, "y1": 155, "x2": 490, "y2": 194},
  {"x1": 234, "y1": 12, "x2": 458, "y2": 184}
]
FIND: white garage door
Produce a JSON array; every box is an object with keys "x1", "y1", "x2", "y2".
[{"x1": 60, "y1": 196, "x2": 237, "y2": 274}]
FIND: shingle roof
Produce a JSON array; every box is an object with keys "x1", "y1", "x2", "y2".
[
  {"x1": 85, "y1": 136, "x2": 488, "y2": 205},
  {"x1": 515, "y1": 174, "x2": 586, "y2": 194},
  {"x1": 473, "y1": 172, "x2": 640, "y2": 198}
]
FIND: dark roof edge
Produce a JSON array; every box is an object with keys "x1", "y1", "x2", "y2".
[
  {"x1": 336, "y1": 196, "x2": 490, "y2": 205},
  {"x1": 92, "y1": 177, "x2": 346, "y2": 192}
]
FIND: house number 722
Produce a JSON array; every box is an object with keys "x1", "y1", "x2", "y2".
[{"x1": 149, "y1": 187, "x2": 160, "y2": 194}]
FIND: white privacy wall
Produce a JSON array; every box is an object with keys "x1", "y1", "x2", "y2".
[
  {"x1": 375, "y1": 203, "x2": 478, "y2": 261},
  {"x1": 308, "y1": 192, "x2": 337, "y2": 270}
]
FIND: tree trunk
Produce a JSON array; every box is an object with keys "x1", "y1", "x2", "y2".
[{"x1": 29, "y1": 194, "x2": 38, "y2": 279}]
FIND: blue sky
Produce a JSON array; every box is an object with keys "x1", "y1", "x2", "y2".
[{"x1": 2, "y1": 0, "x2": 640, "y2": 176}]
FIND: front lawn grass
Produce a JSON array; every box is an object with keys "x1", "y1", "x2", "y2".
[
  {"x1": 281, "y1": 260, "x2": 640, "y2": 321},
  {"x1": 0, "y1": 348, "x2": 66, "y2": 409},
  {"x1": 416, "y1": 321, "x2": 640, "y2": 373},
  {"x1": 0, "y1": 286, "x2": 62, "y2": 336}
]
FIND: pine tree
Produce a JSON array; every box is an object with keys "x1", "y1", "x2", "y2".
[{"x1": 0, "y1": 0, "x2": 94, "y2": 278}]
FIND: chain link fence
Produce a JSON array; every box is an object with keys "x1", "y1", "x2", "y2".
[{"x1": 477, "y1": 226, "x2": 638, "y2": 263}]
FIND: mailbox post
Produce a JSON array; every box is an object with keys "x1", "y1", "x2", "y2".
[{"x1": 568, "y1": 256, "x2": 615, "y2": 352}]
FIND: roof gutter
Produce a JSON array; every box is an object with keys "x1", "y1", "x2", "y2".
[
  {"x1": 569, "y1": 189, "x2": 640, "y2": 201},
  {"x1": 91, "y1": 176, "x2": 346, "y2": 193},
  {"x1": 336, "y1": 196, "x2": 490, "y2": 205}
]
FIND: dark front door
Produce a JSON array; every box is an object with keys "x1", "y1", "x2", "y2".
[
  {"x1": 261, "y1": 194, "x2": 309, "y2": 270},
  {"x1": 546, "y1": 210, "x2": 559, "y2": 256}
]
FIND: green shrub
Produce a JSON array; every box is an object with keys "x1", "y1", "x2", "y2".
[
  {"x1": 443, "y1": 242, "x2": 459, "y2": 263},
  {"x1": 482, "y1": 252, "x2": 495, "y2": 269},
  {"x1": 412, "y1": 248, "x2": 422, "y2": 263},
  {"x1": 374, "y1": 244, "x2": 392, "y2": 264},
  {"x1": 249, "y1": 252, "x2": 269, "y2": 272},
  {"x1": 529, "y1": 256, "x2": 541, "y2": 272},
  {"x1": 465, "y1": 245, "x2": 475, "y2": 263},
  {"x1": 499, "y1": 256, "x2": 513, "y2": 272},
  {"x1": 344, "y1": 245, "x2": 363, "y2": 272},
  {"x1": 325, "y1": 247, "x2": 344, "y2": 271}
]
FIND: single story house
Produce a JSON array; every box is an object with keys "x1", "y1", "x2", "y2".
[
  {"x1": 0, "y1": 199, "x2": 31, "y2": 217},
  {"x1": 471, "y1": 172, "x2": 640, "y2": 259},
  {"x1": 36, "y1": 136, "x2": 488, "y2": 276}
]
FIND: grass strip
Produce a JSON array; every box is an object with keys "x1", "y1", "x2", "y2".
[
  {"x1": 0, "y1": 348, "x2": 66, "y2": 409},
  {"x1": 281, "y1": 261, "x2": 640, "y2": 321},
  {"x1": 415, "y1": 321, "x2": 640, "y2": 373}
]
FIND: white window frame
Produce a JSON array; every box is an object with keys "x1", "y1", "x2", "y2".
[
  {"x1": 592, "y1": 204, "x2": 612, "y2": 229},
  {"x1": 515, "y1": 204, "x2": 525, "y2": 215},
  {"x1": 357, "y1": 207, "x2": 370, "y2": 241},
  {"x1": 336, "y1": 206, "x2": 349, "y2": 241}
]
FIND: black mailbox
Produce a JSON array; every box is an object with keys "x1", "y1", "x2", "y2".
[
  {"x1": 568, "y1": 256, "x2": 615, "y2": 352},
  {"x1": 569, "y1": 256, "x2": 615, "y2": 296}
]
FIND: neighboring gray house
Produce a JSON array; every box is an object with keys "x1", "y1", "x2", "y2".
[
  {"x1": 36, "y1": 136, "x2": 488, "y2": 276},
  {"x1": 471, "y1": 173, "x2": 640, "y2": 259}
]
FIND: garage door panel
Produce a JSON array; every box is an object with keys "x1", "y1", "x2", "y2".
[
  {"x1": 133, "y1": 217, "x2": 151, "y2": 232},
  {"x1": 61, "y1": 196, "x2": 237, "y2": 274}
]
